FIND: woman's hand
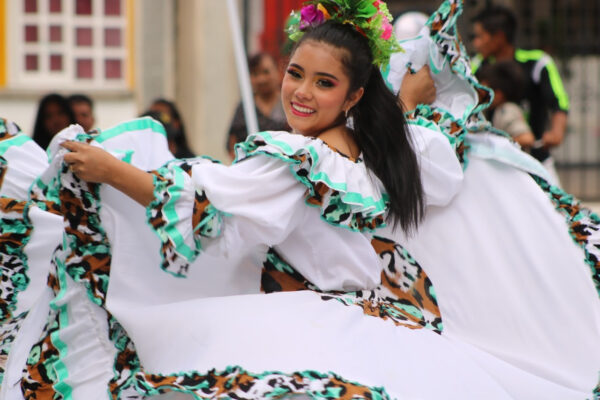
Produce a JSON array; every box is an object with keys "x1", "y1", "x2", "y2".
[
  {"x1": 61, "y1": 141, "x2": 119, "y2": 184},
  {"x1": 398, "y1": 65, "x2": 436, "y2": 111},
  {"x1": 61, "y1": 140, "x2": 155, "y2": 206}
]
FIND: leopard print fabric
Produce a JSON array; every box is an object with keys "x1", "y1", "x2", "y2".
[
  {"x1": 21, "y1": 301, "x2": 62, "y2": 398},
  {"x1": 0, "y1": 198, "x2": 32, "y2": 322},
  {"x1": 531, "y1": 175, "x2": 600, "y2": 295},
  {"x1": 261, "y1": 237, "x2": 443, "y2": 333},
  {"x1": 59, "y1": 163, "x2": 110, "y2": 306},
  {"x1": 0, "y1": 310, "x2": 27, "y2": 385}
]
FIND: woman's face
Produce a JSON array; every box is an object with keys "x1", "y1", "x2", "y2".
[
  {"x1": 250, "y1": 56, "x2": 280, "y2": 97},
  {"x1": 43, "y1": 101, "x2": 71, "y2": 136},
  {"x1": 281, "y1": 41, "x2": 362, "y2": 137}
]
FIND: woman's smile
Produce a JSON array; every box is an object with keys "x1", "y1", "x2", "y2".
[{"x1": 290, "y1": 101, "x2": 316, "y2": 116}]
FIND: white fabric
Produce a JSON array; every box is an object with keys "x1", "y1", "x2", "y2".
[
  {"x1": 2, "y1": 121, "x2": 176, "y2": 398},
  {"x1": 385, "y1": 9, "x2": 599, "y2": 395},
  {"x1": 115, "y1": 291, "x2": 515, "y2": 399},
  {"x1": 393, "y1": 11, "x2": 428, "y2": 41},
  {"x1": 0, "y1": 138, "x2": 47, "y2": 199},
  {"x1": 97, "y1": 130, "x2": 521, "y2": 398},
  {"x1": 1, "y1": 288, "x2": 53, "y2": 400},
  {"x1": 197, "y1": 157, "x2": 382, "y2": 291},
  {"x1": 54, "y1": 274, "x2": 117, "y2": 399},
  {"x1": 541, "y1": 155, "x2": 562, "y2": 187},
  {"x1": 13, "y1": 207, "x2": 62, "y2": 317},
  {"x1": 388, "y1": 25, "x2": 479, "y2": 119},
  {"x1": 389, "y1": 155, "x2": 600, "y2": 394},
  {"x1": 410, "y1": 124, "x2": 463, "y2": 207}
]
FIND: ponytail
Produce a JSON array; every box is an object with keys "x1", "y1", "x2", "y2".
[{"x1": 350, "y1": 67, "x2": 424, "y2": 233}]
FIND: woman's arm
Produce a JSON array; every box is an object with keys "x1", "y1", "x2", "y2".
[{"x1": 61, "y1": 141, "x2": 155, "y2": 206}]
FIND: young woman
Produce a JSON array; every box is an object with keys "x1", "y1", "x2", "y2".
[
  {"x1": 31, "y1": 93, "x2": 76, "y2": 149},
  {"x1": 4, "y1": 1, "x2": 596, "y2": 398},
  {"x1": 147, "y1": 98, "x2": 196, "y2": 158},
  {"x1": 1, "y1": 2, "x2": 517, "y2": 398}
]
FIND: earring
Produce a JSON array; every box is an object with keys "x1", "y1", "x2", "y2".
[{"x1": 345, "y1": 109, "x2": 349, "y2": 119}]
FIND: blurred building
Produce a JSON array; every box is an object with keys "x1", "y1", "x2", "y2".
[{"x1": 0, "y1": 0, "x2": 243, "y2": 161}]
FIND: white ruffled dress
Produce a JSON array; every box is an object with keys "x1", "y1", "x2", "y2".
[
  {"x1": 0, "y1": 115, "x2": 526, "y2": 399},
  {"x1": 383, "y1": 0, "x2": 600, "y2": 397}
]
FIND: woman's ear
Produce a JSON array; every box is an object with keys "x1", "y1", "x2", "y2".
[{"x1": 344, "y1": 87, "x2": 365, "y2": 111}]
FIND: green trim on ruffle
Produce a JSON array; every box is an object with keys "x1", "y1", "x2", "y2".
[
  {"x1": 95, "y1": 117, "x2": 167, "y2": 143},
  {"x1": 112, "y1": 355, "x2": 392, "y2": 399},
  {"x1": 48, "y1": 255, "x2": 73, "y2": 399},
  {"x1": 148, "y1": 165, "x2": 197, "y2": 262},
  {"x1": 0, "y1": 134, "x2": 31, "y2": 156},
  {"x1": 235, "y1": 131, "x2": 388, "y2": 232},
  {"x1": 145, "y1": 158, "x2": 225, "y2": 276}
]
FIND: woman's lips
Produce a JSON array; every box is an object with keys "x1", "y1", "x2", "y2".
[{"x1": 291, "y1": 102, "x2": 315, "y2": 117}]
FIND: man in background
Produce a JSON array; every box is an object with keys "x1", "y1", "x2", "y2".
[
  {"x1": 68, "y1": 94, "x2": 96, "y2": 133},
  {"x1": 471, "y1": 5, "x2": 569, "y2": 184}
]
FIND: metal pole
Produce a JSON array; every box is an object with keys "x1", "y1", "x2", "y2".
[{"x1": 226, "y1": 0, "x2": 259, "y2": 136}]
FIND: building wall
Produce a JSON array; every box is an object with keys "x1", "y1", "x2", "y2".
[
  {"x1": 175, "y1": 0, "x2": 239, "y2": 161},
  {"x1": 135, "y1": 0, "x2": 176, "y2": 111}
]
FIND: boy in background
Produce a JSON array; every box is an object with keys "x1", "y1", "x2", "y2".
[{"x1": 477, "y1": 61, "x2": 535, "y2": 148}]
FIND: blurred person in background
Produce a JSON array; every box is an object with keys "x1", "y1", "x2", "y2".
[
  {"x1": 471, "y1": 5, "x2": 569, "y2": 185},
  {"x1": 32, "y1": 93, "x2": 76, "y2": 149},
  {"x1": 68, "y1": 93, "x2": 96, "y2": 133},
  {"x1": 476, "y1": 61, "x2": 535, "y2": 148},
  {"x1": 226, "y1": 52, "x2": 289, "y2": 159},
  {"x1": 148, "y1": 98, "x2": 195, "y2": 159}
]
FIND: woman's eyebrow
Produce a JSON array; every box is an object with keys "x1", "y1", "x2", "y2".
[
  {"x1": 315, "y1": 72, "x2": 339, "y2": 81},
  {"x1": 289, "y1": 63, "x2": 339, "y2": 81}
]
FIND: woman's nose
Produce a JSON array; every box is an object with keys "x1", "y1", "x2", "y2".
[{"x1": 295, "y1": 81, "x2": 312, "y2": 101}]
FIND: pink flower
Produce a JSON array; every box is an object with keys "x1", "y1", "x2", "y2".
[
  {"x1": 300, "y1": 4, "x2": 325, "y2": 30},
  {"x1": 381, "y1": 20, "x2": 393, "y2": 40}
]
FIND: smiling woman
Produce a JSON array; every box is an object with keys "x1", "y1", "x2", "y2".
[
  {"x1": 4, "y1": 0, "x2": 596, "y2": 398},
  {"x1": 0, "y1": 1, "x2": 474, "y2": 397}
]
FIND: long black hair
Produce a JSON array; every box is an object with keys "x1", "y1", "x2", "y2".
[
  {"x1": 294, "y1": 21, "x2": 424, "y2": 233},
  {"x1": 149, "y1": 98, "x2": 195, "y2": 158},
  {"x1": 32, "y1": 93, "x2": 76, "y2": 149}
]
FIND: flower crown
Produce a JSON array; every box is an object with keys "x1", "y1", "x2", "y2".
[{"x1": 286, "y1": 0, "x2": 402, "y2": 68}]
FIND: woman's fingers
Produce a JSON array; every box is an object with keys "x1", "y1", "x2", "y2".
[
  {"x1": 63, "y1": 152, "x2": 77, "y2": 164},
  {"x1": 60, "y1": 140, "x2": 84, "y2": 151}
]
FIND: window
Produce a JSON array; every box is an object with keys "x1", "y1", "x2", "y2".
[{"x1": 8, "y1": 0, "x2": 131, "y2": 90}]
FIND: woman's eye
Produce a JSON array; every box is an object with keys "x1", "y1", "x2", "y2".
[
  {"x1": 287, "y1": 69, "x2": 301, "y2": 79},
  {"x1": 317, "y1": 79, "x2": 334, "y2": 88}
]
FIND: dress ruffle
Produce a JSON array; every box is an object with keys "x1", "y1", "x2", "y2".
[
  {"x1": 235, "y1": 130, "x2": 388, "y2": 232},
  {"x1": 146, "y1": 157, "x2": 225, "y2": 277}
]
